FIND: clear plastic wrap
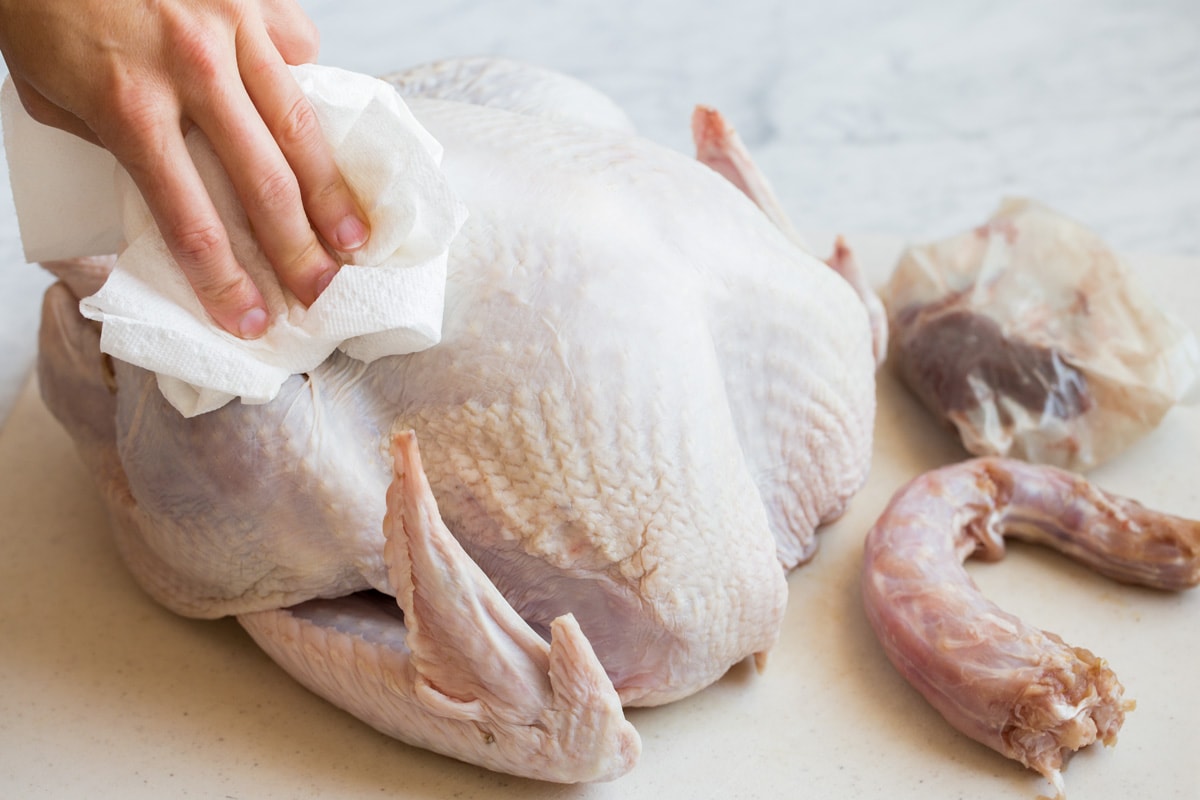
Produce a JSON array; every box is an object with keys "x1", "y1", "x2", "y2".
[{"x1": 883, "y1": 198, "x2": 1200, "y2": 471}]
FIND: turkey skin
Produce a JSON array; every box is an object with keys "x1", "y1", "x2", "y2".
[{"x1": 37, "y1": 58, "x2": 876, "y2": 782}]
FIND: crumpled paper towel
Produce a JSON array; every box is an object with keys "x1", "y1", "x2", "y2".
[{"x1": 2, "y1": 64, "x2": 467, "y2": 417}]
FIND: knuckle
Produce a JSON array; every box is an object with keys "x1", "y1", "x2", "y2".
[
  {"x1": 167, "y1": 221, "x2": 228, "y2": 270},
  {"x1": 202, "y1": 272, "x2": 254, "y2": 308},
  {"x1": 293, "y1": 238, "x2": 331, "y2": 272},
  {"x1": 183, "y1": 43, "x2": 225, "y2": 88},
  {"x1": 275, "y1": 236, "x2": 329, "y2": 282},
  {"x1": 162, "y1": 11, "x2": 227, "y2": 86},
  {"x1": 250, "y1": 166, "x2": 301, "y2": 216},
  {"x1": 275, "y1": 96, "x2": 324, "y2": 152},
  {"x1": 107, "y1": 83, "x2": 163, "y2": 138},
  {"x1": 189, "y1": 263, "x2": 253, "y2": 311}
]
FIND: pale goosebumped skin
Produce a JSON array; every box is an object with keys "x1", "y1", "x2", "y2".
[
  {"x1": 36, "y1": 58, "x2": 877, "y2": 781},
  {"x1": 239, "y1": 431, "x2": 639, "y2": 783},
  {"x1": 861, "y1": 458, "x2": 1200, "y2": 798}
]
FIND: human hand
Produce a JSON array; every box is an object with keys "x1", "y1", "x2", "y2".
[{"x1": 0, "y1": 0, "x2": 370, "y2": 338}]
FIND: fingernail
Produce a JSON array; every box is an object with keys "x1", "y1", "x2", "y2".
[
  {"x1": 238, "y1": 307, "x2": 269, "y2": 339},
  {"x1": 314, "y1": 267, "x2": 337, "y2": 297},
  {"x1": 333, "y1": 214, "x2": 368, "y2": 251}
]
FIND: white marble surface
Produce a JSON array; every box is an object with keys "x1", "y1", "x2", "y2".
[
  {"x1": 307, "y1": 0, "x2": 1200, "y2": 255},
  {"x1": 2, "y1": 3, "x2": 1199, "y2": 798},
  {"x1": 1, "y1": 0, "x2": 1197, "y2": 423}
]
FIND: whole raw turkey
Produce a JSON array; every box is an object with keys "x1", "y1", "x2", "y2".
[{"x1": 36, "y1": 58, "x2": 877, "y2": 782}]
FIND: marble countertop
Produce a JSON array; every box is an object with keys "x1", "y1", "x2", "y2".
[
  {"x1": 1, "y1": 0, "x2": 1197, "y2": 423},
  {"x1": 1, "y1": 3, "x2": 1198, "y2": 797}
]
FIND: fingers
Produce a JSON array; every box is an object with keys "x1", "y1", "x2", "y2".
[
  {"x1": 193, "y1": 73, "x2": 340, "y2": 307},
  {"x1": 115, "y1": 115, "x2": 270, "y2": 339},
  {"x1": 237, "y1": 26, "x2": 370, "y2": 259},
  {"x1": 182, "y1": 24, "x2": 367, "y2": 308}
]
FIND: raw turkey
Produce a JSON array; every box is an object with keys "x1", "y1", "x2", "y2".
[{"x1": 36, "y1": 57, "x2": 877, "y2": 782}]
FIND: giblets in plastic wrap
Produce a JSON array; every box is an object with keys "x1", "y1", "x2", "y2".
[{"x1": 883, "y1": 198, "x2": 1199, "y2": 471}]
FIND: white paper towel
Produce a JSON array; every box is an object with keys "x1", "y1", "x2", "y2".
[{"x1": 2, "y1": 64, "x2": 467, "y2": 417}]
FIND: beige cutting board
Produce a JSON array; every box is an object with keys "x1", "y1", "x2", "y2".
[{"x1": 2, "y1": 236, "x2": 1197, "y2": 799}]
